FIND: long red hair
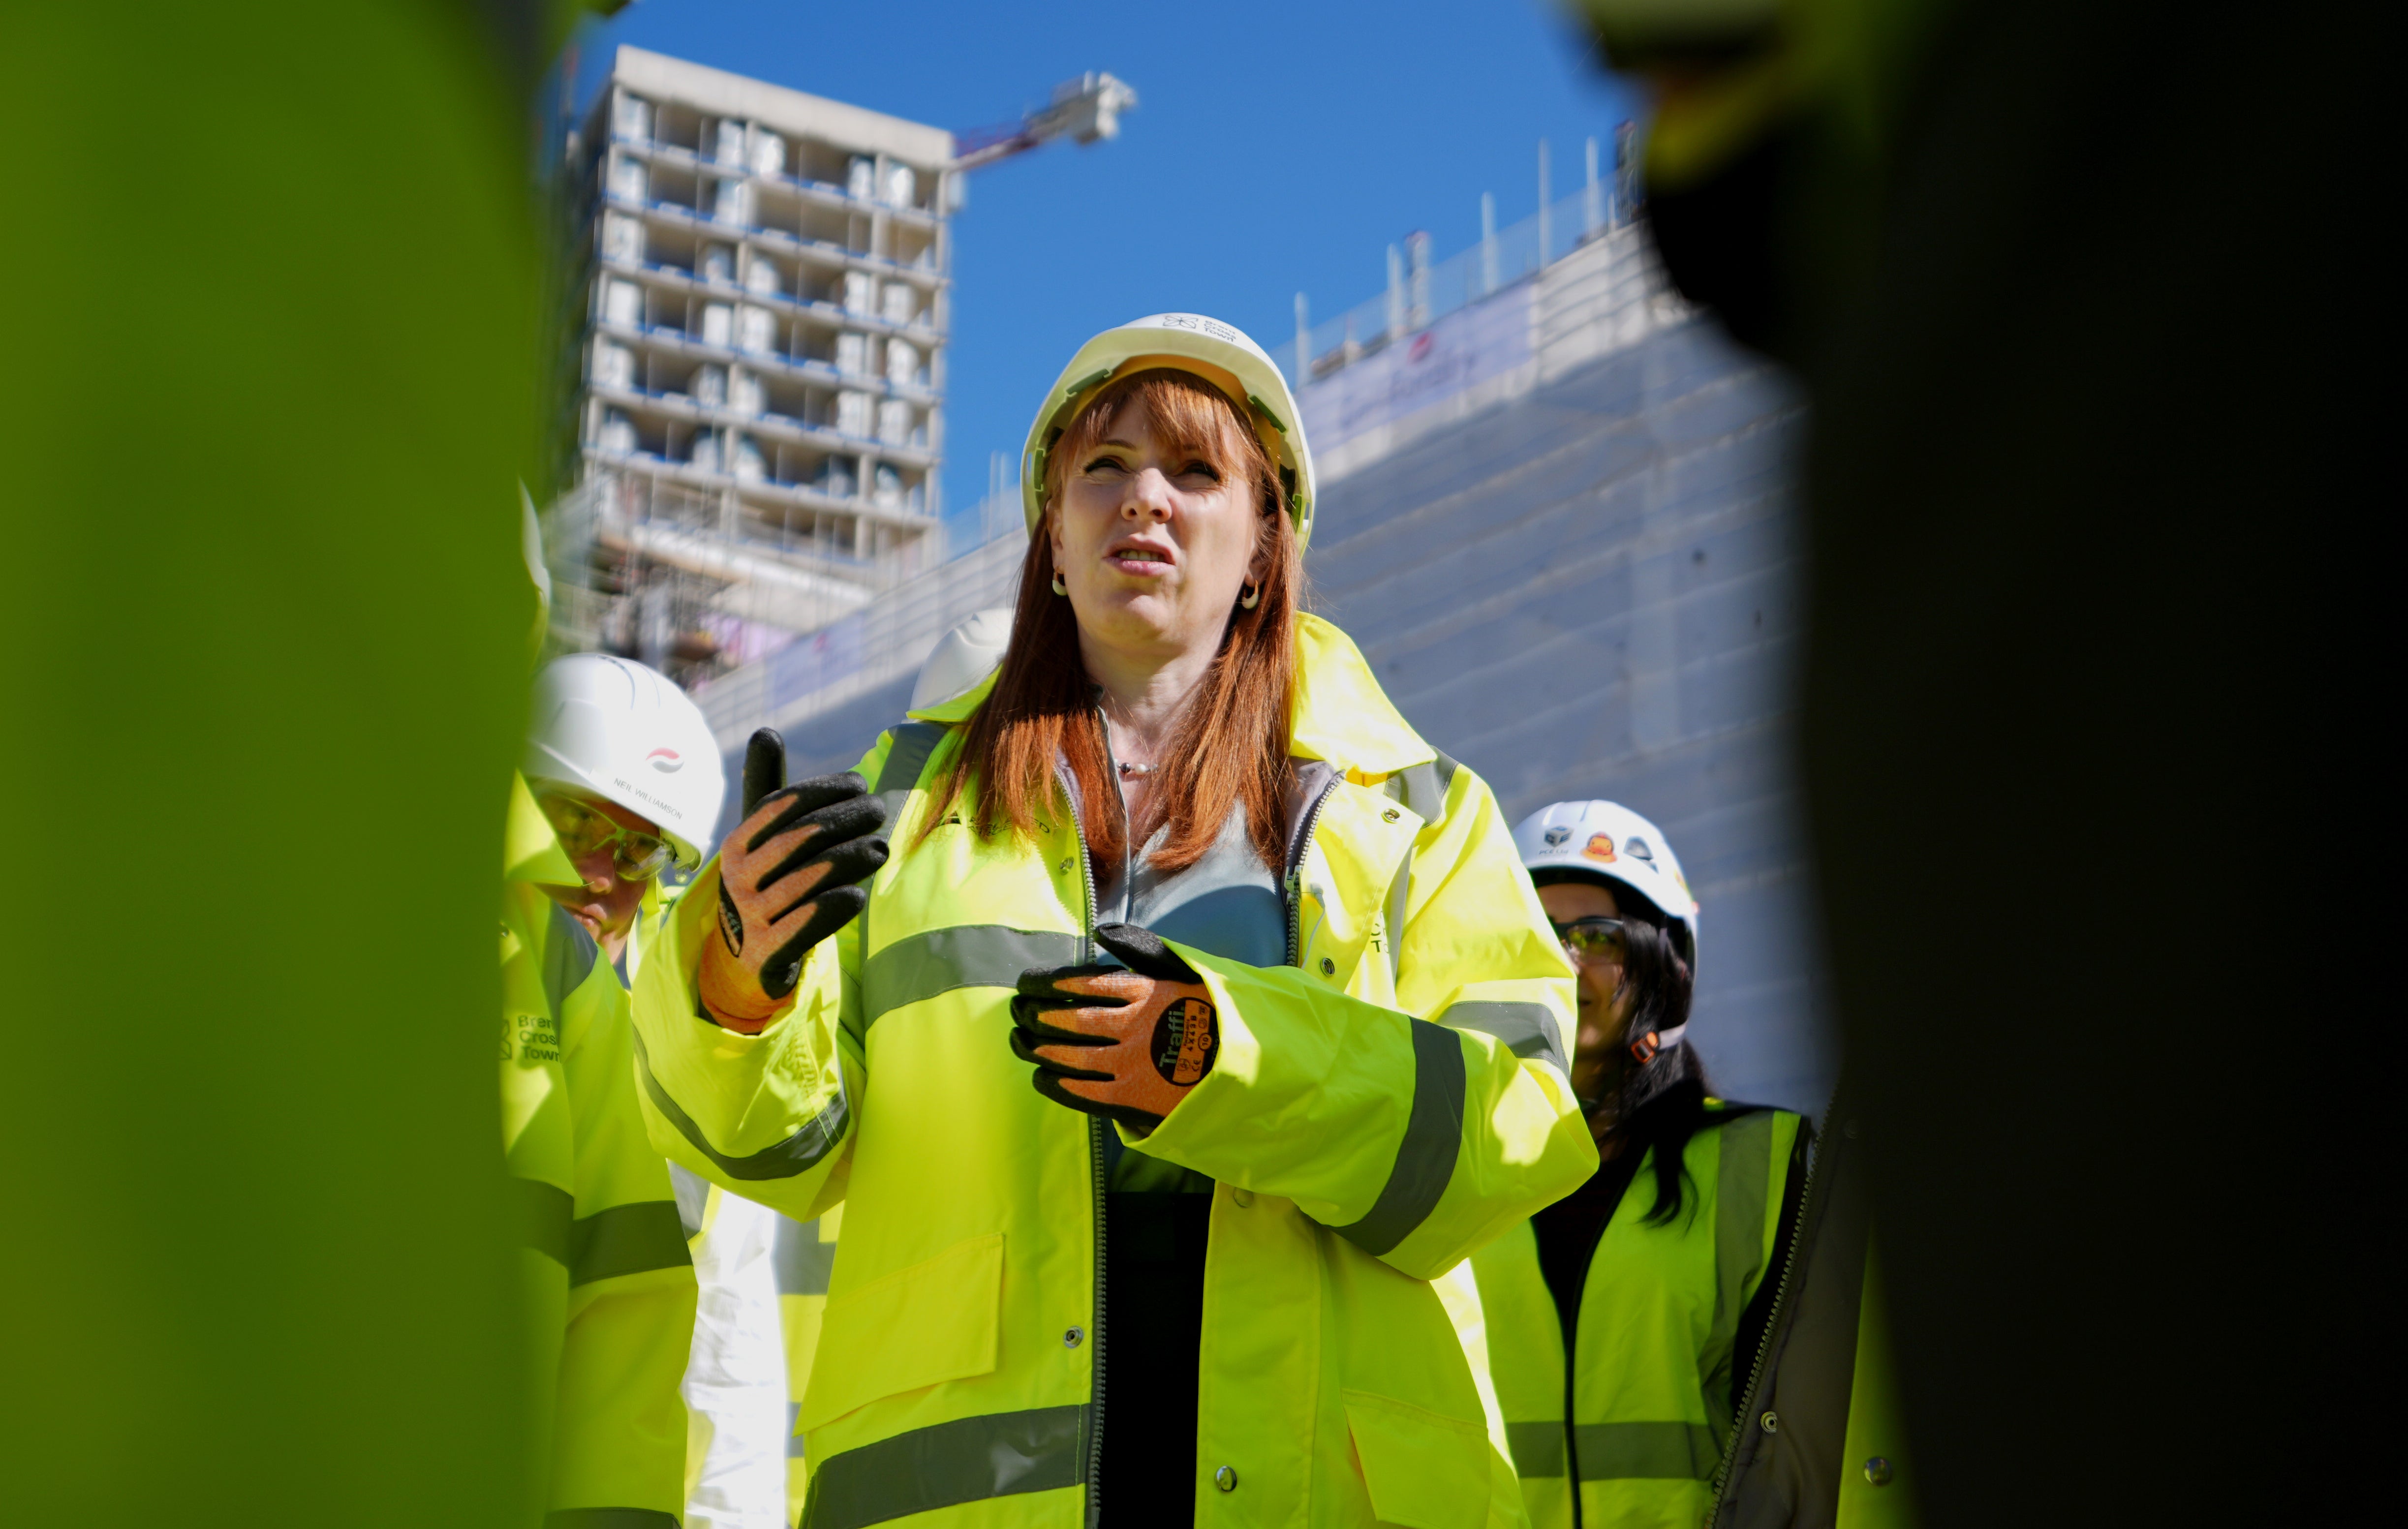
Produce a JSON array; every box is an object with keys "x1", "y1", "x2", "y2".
[{"x1": 922, "y1": 368, "x2": 1302, "y2": 874}]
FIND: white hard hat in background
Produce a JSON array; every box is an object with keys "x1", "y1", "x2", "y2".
[
  {"x1": 519, "y1": 484, "x2": 553, "y2": 666},
  {"x1": 1513, "y1": 799, "x2": 1700, "y2": 972},
  {"x1": 911, "y1": 607, "x2": 1014, "y2": 711},
  {"x1": 523, "y1": 654, "x2": 725, "y2": 869},
  {"x1": 1021, "y1": 312, "x2": 1317, "y2": 548}
]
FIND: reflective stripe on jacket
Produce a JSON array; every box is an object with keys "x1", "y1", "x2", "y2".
[
  {"x1": 776, "y1": 1205, "x2": 840, "y2": 1510},
  {"x1": 630, "y1": 613, "x2": 1596, "y2": 1529},
  {"x1": 1469, "y1": 1108, "x2": 1804, "y2": 1529},
  {"x1": 502, "y1": 774, "x2": 696, "y2": 1526}
]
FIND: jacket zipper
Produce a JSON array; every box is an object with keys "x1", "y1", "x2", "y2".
[
  {"x1": 1096, "y1": 705, "x2": 1136, "y2": 926},
  {"x1": 1056, "y1": 759, "x2": 1108, "y2": 1528},
  {"x1": 1284, "y1": 771, "x2": 1344, "y2": 970},
  {"x1": 1703, "y1": 1093, "x2": 1833, "y2": 1524}
]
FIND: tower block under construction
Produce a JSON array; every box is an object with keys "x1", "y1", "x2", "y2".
[{"x1": 560, "y1": 46, "x2": 956, "y2": 674}]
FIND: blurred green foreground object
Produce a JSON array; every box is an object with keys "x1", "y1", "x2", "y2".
[{"x1": 0, "y1": 3, "x2": 550, "y2": 1524}]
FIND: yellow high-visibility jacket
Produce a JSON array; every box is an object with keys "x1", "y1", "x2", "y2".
[
  {"x1": 631, "y1": 614, "x2": 1597, "y2": 1529},
  {"x1": 774, "y1": 1204, "x2": 840, "y2": 1515},
  {"x1": 1467, "y1": 1106, "x2": 1805, "y2": 1529},
  {"x1": 501, "y1": 775, "x2": 697, "y2": 1526}
]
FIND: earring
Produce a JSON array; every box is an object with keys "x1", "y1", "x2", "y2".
[
  {"x1": 1051, "y1": 572, "x2": 1068, "y2": 597},
  {"x1": 1239, "y1": 583, "x2": 1261, "y2": 610}
]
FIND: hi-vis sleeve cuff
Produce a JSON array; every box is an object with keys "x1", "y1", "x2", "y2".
[
  {"x1": 1135, "y1": 949, "x2": 1595, "y2": 1280},
  {"x1": 630, "y1": 858, "x2": 855, "y2": 1217}
]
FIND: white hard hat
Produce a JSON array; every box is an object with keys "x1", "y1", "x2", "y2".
[
  {"x1": 523, "y1": 654, "x2": 725, "y2": 869},
  {"x1": 1020, "y1": 312, "x2": 1317, "y2": 549},
  {"x1": 1513, "y1": 800, "x2": 1700, "y2": 971},
  {"x1": 911, "y1": 607, "x2": 1013, "y2": 710}
]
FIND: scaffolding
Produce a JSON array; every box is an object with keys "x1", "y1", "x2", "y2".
[{"x1": 1286, "y1": 131, "x2": 1642, "y2": 389}]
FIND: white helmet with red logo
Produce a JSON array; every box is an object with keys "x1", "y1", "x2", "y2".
[
  {"x1": 523, "y1": 654, "x2": 725, "y2": 869},
  {"x1": 1511, "y1": 799, "x2": 1699, "y2": 972}
]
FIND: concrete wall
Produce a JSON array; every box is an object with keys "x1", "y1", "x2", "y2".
[{"x1": 1304, "y1": 314, "x2": 1834, "y2": 1114}]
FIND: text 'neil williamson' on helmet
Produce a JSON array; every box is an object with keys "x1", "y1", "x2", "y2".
[{"x1": 524, "y1": 654, "x2": 726, "y2": 870}]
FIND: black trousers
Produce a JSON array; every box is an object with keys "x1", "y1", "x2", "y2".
[{"x1": 1094, "y1": 1193, "x2": 1212, "y2": 1527}]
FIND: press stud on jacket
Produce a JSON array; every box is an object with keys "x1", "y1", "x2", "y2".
[{"x1": 630, "y1": 614, "x2": 1596, "y2": 1529}]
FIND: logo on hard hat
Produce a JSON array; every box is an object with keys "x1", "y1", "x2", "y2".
[
  {"x1": 1624, "y1": 836, "x2": 1655, "y2": 863},
  {"x1": 1159, "y1": 312, "x2": 1238, "y2": 342},
  {"x1": 1544, "y1": 826, "x2": 1572, "y2": 848},
  {"x1": 646, "y1": 748, "x2": 683, "y2": 774},
  {"x1": 1584, "y1": 833, "x2": 1617, "y2": 862}
]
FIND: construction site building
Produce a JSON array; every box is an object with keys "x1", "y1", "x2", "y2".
[
  {"x1": 653, "y1": 154, "x2": 1829, "y2": 1114},
  {"x1": 556, "y1": 47, "x2": 956, "y2": 680}
]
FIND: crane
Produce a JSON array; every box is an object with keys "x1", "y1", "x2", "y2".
[{"x1": 951, "y1": 72, "x2": 1139, "y2": 176}]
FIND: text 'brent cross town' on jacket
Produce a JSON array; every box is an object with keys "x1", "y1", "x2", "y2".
[{"x1": 628, "y1": 613, "x2": 1598, "y2": 1529}]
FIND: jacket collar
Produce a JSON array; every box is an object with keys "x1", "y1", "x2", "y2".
[
  {"x1": 1288, "y1": 612, "x2": 1430, "y2": 776},
  {"x1": 906, "y1": 612, "x2": 1431, "y2": 778}
]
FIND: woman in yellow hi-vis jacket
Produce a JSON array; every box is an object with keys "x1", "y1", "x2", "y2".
[
  {"x1": 629, "y1": 314, "x2": 1596, "y2": 1529},
  {"x1": 1466, "y1": 801, "x2": 1808, "y2": 1529}
]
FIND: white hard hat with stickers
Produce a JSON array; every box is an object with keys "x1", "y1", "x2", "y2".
[
  {"x1": 1021, "y1": 312, "x2": 1317, "y2": 548},
  {"x1": 1512, "y1": 799, "x2": 1699, "y2": 972},
  {"x1": 523, "y1": 654, "x2": 726, "y2": 870}
]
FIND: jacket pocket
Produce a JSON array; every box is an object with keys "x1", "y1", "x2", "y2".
[
  {"x1": 798, "y1": 1231, "x2": 1003, "y2": 1431},
  {"x1": 1343, "y1": 1388, "x2": 1491, "y2": 1529}
]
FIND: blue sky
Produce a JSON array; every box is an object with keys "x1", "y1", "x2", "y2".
[{"x1": 569, "y1": 0, "x2": 1639, "y2": 510}]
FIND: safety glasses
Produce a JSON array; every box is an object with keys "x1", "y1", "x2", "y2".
[
  {"x1": 1549, "y1": 916, "x2": 1629, "y2": 966},
  {"x1": 536, "y1": 789, "x2": 675, "y2": 882}
]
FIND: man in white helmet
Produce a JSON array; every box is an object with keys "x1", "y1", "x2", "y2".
[
  {"x1": 505, "y1": 653, "x2": 723, "y2": 1527},
  {"x1": 523, "y1": 653, "x2": 727, "y2": 962}
]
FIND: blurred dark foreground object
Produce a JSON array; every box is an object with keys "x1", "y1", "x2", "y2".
[
  {"x1": 0, "y1": 3, "x2": 606, "y2": 1525},
  {"x1": 1581, "y1": 0, "x2": 2373, "y2": 1523}
]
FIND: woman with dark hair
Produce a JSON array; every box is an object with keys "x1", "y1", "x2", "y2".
[
  {"x1": 1466, "y1": 800, "x2": 1810, "y2": 1529},
  {"x1": 630, "y1": 314, "x2": 1595, "y2": 1528}
]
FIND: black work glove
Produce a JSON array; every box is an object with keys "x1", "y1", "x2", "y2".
[
  {"x1": 1010, "y1": 923, "x2": 1219, "y2": 1134},
  {"x1": 697, "y1": 729, "x2": 887, "y2": 1029}
]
